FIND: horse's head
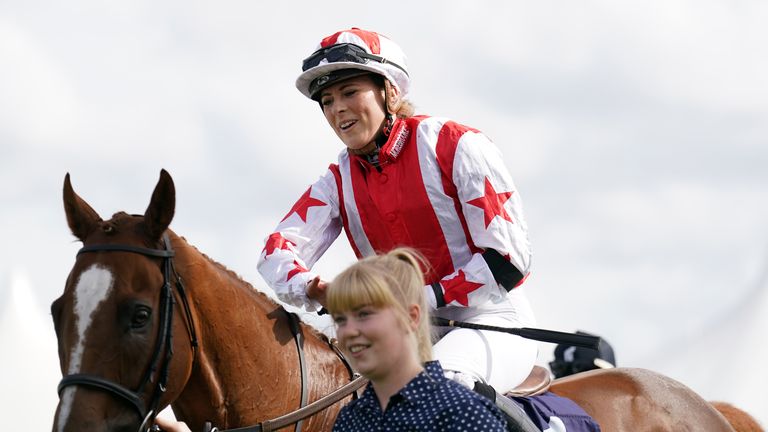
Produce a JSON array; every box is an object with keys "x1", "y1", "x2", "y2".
[{"x1": 52, "y1": 170, "x2": 195, "y2": 432}]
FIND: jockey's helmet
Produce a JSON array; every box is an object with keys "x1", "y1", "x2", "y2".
[{"x1": 296, "y1": 28, "x2": 410, "y2": 101}]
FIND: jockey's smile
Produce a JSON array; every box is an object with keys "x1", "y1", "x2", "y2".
[{"x1": 319, "y1": 75, "x2": 387, "y2": 152}]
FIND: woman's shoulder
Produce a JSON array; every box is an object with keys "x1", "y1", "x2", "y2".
[
  {"x1": 336, "y1": 382, "x2": 378, "y2": 415},
  {"x1": 405, "y1": 115, "x2": 483, "y2": 140}
]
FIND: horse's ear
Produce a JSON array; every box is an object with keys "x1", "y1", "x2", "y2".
[
  {"x1": 144, "y1": 169, "x2": 175, "y2": 240},
  {"x1": 63, "y1": 173, "x2": 102, "y2": 241}
]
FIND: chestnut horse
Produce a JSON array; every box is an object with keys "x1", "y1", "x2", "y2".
[
  {"x1": 52, "y1": 170, "x2": 745, "y2": 432},
  {"x1": 52, "y1": 170, "x2": 354, "y2": 432}
]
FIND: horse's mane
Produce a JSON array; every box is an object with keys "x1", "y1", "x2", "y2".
[
  {"x1": 175, "y1": 234, "x2": 267, "y2": 299},
  {"x1": 173, "y1": 232, "x2": 331, "y2": 341}
]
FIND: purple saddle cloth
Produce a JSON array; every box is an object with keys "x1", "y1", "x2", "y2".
[{"x1": 510, "y1": 391, "x2": 601, "y2": 432}]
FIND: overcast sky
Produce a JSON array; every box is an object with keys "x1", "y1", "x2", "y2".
[{"x1": 1, "y1": 0, "x2": 767, "y2": 429}]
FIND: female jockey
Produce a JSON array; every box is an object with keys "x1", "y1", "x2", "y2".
[{"x1": 257, "y1": 27, "x2": 538, "y2": 396}]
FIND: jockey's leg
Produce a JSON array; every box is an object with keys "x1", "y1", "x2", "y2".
[
  {"x1": 432, "y1": 286, "x2": 538, "y2": 392},
  {"x1": 433, "y1": 322, "x2": 538, "y2": 393},
  {"x1": 433, "y1": 287, "x2": 539, "y2": 432}
]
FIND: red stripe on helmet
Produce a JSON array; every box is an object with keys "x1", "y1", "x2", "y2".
[{"x1": 320, "y1": 27, "x2": 381, "y2": 54}]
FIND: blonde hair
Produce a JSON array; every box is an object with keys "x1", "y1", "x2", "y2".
[
  {"x1": 327, "y1": 248, "x2": 432, "y2": 363},
  {"x1": 394, "y1": 100, "x2": 416, "y2": 118},
  {"x1": 378, "y1": 75, "x2": 416, "y2": 118}
]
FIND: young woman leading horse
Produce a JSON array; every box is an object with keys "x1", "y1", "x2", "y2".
[
  {"x1": 327, "y1": 248, "x2": 507, "y2": 431},
  {"x1": 53, "y1": 170, "x2": 748, "y2": 431}
]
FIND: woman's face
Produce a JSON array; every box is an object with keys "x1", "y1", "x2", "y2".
[
  {"x1": 319, "y1": 75, "x2": 387, "y2": 151},
  {"x1": 333, "y1": 304, "x2": 417, "y2": 382}
]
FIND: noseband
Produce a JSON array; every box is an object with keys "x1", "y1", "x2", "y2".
[{"x1": 57, "y1": 233, "x2": 198, "y2": 431}]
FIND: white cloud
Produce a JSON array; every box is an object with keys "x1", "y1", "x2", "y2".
[{"x1": 0, "y1": 19, "x2": 80, "y2": 146}]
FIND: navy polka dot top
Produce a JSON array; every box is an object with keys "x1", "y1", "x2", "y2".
[{"x1": 333, "y1": 361, "x2": 507, "y2": 431}]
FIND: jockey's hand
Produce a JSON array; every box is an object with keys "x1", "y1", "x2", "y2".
[
  {"x1": 306, "y1": 275, "x2": 329, "y2": 308},
  {"x1": 153, "y1": 417, "x2": 191, "y2": 432}
]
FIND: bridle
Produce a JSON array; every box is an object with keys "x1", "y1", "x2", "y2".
[{"x1": 57, "y1": 233, "x2": 198, "y2": 432}]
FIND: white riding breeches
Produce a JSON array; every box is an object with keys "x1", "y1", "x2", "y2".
[{"x1": 432, "y1": 286, "x2": 538, "y2": 393}]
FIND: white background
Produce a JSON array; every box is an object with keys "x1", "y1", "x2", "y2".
[{"x1": 1, "y1": 0, "x2": 766, "y2": 428}]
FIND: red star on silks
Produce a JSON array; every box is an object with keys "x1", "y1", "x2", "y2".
[
  {"x1": 262, "y1": 233, "x2": 295, "y2": 257},
  {"x1": 466, "y1": 177, "x2": 514, "y2": 228},
  {"x1": 286, "y1": 260, "x2": 308, "y2": 281},
  {"x1": 281, "y1": 186, "x2": 326, "y2": 223},
  {"x1": 441, "y1": 270, "x2": 483, "y2": 306}
]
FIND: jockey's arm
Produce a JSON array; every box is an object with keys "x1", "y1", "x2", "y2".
[{"x1": 425, "y1": 130, "x2": 531, "y2": 309}]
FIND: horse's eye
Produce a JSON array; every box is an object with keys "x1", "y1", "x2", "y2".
[{"x1": 131, "y1": 307, "x2": 152, "y2": 329}]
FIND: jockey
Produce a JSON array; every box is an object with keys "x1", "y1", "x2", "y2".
[{"x1": 257, "y1": 27, "x2": 538, "y2": 396}]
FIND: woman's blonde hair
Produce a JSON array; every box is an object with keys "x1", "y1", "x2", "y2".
[{"x1": 327, "y1": 248, "x2": 432, "y2": 363}]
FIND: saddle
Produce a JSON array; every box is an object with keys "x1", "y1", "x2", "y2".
[
  {"x1": 506, "y1": 365, "x2": 552, "y2": 397},
  {"x1": 481, "y1": 366, "x2": 552, "y2": 432},
  {"x1": 499, "y1": 367, "x2": 600, "y2": 432}
]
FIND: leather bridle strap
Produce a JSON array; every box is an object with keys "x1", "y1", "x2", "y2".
[
  {"x1": 57, "y1": 234, "x2": 196, "y2": 432},
  {"x1": 78, "y1": 243, "x2": 175, "y2": 258},
  {"x1": 57, "y1": 374, "x2": 147, "y2": 419}
]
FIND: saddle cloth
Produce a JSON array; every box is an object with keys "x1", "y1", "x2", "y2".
[{"x1": 509, "y1": 391, "x2": 601, "y2": 432}]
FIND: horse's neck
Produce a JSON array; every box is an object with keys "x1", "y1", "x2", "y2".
[
  {"x1": 170, "y1": 237, "x2": 346, "y2": 428},
  {"x1": 175, "y1": 238, "x2": 295, "y2": 368}
]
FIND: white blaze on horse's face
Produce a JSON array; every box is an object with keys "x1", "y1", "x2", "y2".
[{"x1": 57, "y1": 264, "x2": 115, "y2": 432}]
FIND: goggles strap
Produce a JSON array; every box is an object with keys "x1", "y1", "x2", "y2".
[{"x1": 303, "y1": 43, "x2": 408, "y2": 76}]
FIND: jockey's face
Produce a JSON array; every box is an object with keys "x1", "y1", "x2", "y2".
[{"x1": 319, "y1": 75, "x2": 387, "y2": 152}]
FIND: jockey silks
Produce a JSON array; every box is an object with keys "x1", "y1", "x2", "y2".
[{"x1": 257, "y1": 115, "x2": 532, "y2": 313}]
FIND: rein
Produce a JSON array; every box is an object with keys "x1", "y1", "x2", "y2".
[
  {"x1": 203, "y1": 374, "x2": 367, "y2": 432},
  {"x1": 57, "y1": 234, "x2": 198, "y2": 432},
  {"x1": 203, "y1": 323, "x2": 365, "y2": 432}
]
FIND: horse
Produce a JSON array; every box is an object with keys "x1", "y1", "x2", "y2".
[
  {"x1": 52, "y1": 170, "x2": 747, "y2": 432},
  {"x1": 52, "y1": 170, "x2": 355, "y2": 432}
]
